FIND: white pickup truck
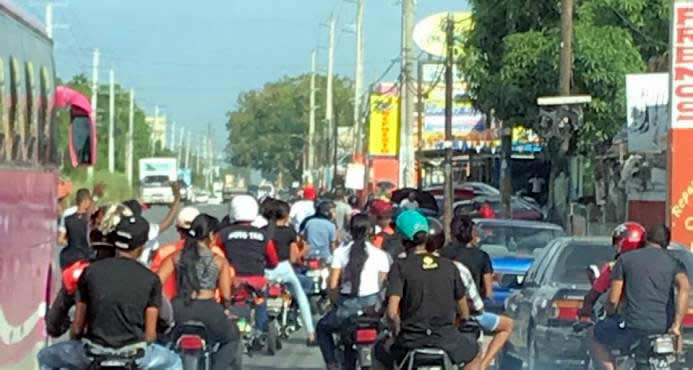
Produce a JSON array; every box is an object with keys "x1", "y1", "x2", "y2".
[{"x1": 139, "y1": 157, "x2": 177, "y2": 205}]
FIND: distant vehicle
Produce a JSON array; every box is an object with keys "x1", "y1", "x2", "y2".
[
  {"x1": 139, "y1": 158, "x2": 177, "y2": 206},
  {"x1": 424, "y1": 182, "x2": 499, "y2": 201},
  {"x1": 472, "y1": 218, "x2": 566, "y2": 312},
  {"x1": 453, "y1": 195, "x2": 544, "y2": 221},
  {"x1": 208, "y1": 193, "x2": 222, "y2": 205},
  {"x1": 195, "y1": 190, "x2": 209, "y2": 204},
  {"x1": 178, "y1": 168, "x2": 193, "y2": 202},
  {"x1": 257, "y1": 183, "x2": 275, "y2": 200},
  {"x1": 223, "y1": 174, "x2": 247, "y2": 202},
  {"x1": 0, "y1": 1, "x2": 97, "y2": 366},
  {"x1": 212, "y1": 181, "x2": 223, "y2": 194},
  {"x1": 501, "y1": 237, "x2": 614, "y2": 370}
]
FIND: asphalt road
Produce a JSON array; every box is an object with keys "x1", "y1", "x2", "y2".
[{"x1": 143, "y1": 203, "x2": 326, "y2": 369}]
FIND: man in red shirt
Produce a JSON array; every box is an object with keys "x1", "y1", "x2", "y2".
[{"x1": 370, "y1": 199, "x2": 394, "y2": 248}]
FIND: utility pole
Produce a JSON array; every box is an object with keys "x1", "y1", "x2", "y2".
[
  {"x1": 559, "y1": 0, "x2": 574, "y2": 96},
  {"x1": 108, "y1": 68, "x2": 115, "y2": 173},
  {"x1": 326, "y1": 14, "x2": 336, "y2": 188},
  {"x1": 443, "y1": 14, "x2": 454, "y2": 242},
  {"x1": 400, "y1": 0, "x2": 416, "y2": 187},
  {"x1": 45, "y1": 1, "x2": 53, "y2": 39},
  {"x1": 185, "y1": 134, "x2": 191, "y2": 169},
  {"x1": 151, "y1": 105, "x2": 159, "y2": 156},
  {"x1": 178, "y1": 126, "x2": 185, "y2": 163},
  {"x1": 308, "y1": 50, "x2": 317, "y2": 184},
  {"x1": 353, "y1": 0, "x2": 365, "y2": 156},
  {"x1": 87, "y1": 49, "x2": 99, "y2": 181},
  {"x1": 126, "y1": 89, "x2": 134, "y2": 186},
  {"x1": 170, "y1": 121, "x2": 176, "y2": 152}
]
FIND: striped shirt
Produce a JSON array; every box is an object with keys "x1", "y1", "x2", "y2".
[{"x1": 454, "y1": 261, "x2": 484, "y2": 313}]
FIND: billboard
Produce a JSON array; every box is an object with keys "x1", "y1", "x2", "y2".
[
  {"x1": 413, "y1": 12, "x2": 472, "y2": 58},
  {"x1": 669, "y1": 2, "x2": 693, "y2": 248},
  {"x1": 368, "y1": 93, "x2": 400, "y2": 156},
  {"x1": 626, "y1": 73, "x2": 668, "y2": 153}
]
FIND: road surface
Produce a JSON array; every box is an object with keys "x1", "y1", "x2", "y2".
[{"x1": 144, "y1": 203, "x2": 325, "y2": 369}]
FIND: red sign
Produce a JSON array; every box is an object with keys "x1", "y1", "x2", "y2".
[{"x1": 669, "y1": 2, "x2": 693, "y2": 248}]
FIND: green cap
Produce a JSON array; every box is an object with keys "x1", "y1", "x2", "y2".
[{"x1": 395, "y1": 210, "x2": 429, "y2": 241}]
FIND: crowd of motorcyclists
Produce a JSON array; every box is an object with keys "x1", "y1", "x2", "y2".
[{"x1": 45, "y1": 179, "x2": 692, "y2": 370}]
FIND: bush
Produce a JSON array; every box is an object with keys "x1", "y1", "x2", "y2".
[{"x1": 65, "y1": 169, "x2": 135, "y2": 205}]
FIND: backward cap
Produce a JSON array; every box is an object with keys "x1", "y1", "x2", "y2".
[{"x1": 395, "y1": 210, "x2": 429, "y2": 241}]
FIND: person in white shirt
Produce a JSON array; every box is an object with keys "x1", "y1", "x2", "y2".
[
  {"x1": 316, "y1": 214, "x2": 390, "y2": 370},
  {"x1": 290, "y1": 185, "x2": 317, "y2": 232}
]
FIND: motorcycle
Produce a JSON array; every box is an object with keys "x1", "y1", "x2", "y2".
[
  {"x1": 230, "y1": 281, "x2": 280, "y2": 356},
  {"x1": 336, "y1": 310, "x2": 383, "y2": 370},
  {"x1": 264, "y1": 282, "x2": 286, "y2": 355},
  {"x1": 304, "y1": 257, "x2": 331, "y2": 315},
  {"x1": 172, "y1": 321, "x2": 221, "y2": 370},
  {"x1": 266, "y1": 281, "x2": 302, "y2": 339},
  {"x1": 573, "y1": 265, "x2": 679, "y2": 370},
  {"x1": 84, "y1": 340, "x2": 146, "y2": 370}
]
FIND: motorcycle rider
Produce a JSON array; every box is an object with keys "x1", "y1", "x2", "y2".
[
  {"x1": 38, "y1": 211, "x2": 182, "y2": 370},
  {"x1": 317, "y1": 213, "x2": 391, "y2": 370},
  {"x1": 290, "y1": 184, "x2": 317, "y2": 232},
  {"x1": 375, "y1": 210, "x2": 480, "y2": 370},
  {"x1": 157, "y1": 214, "x2": 241, "y2": 370},
  {"x1": 370, "y1": 199, "x2": 395, "y2": 249},
  {"x1": 592, "y1": 224, "x2": 691, "y2": 370},
  {"x1": 579, "y1": 222, "x2": 647, "y2": 319},
  {"x1": 59, "y1": 188, "x2": 93, "y2": 269},
  {"x1": 218, "y1": 195, "x2": 279, "y2": 337},
  {"x1": 262, "y1": 198, "x2": 317, "y2": 345},
  {"x1": 301, "y1": 200, "x2": 338, "y2": 261}
]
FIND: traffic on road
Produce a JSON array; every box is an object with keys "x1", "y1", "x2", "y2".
[{"x1": 2, "y1": 0, "x2": 692, "y2": 369}]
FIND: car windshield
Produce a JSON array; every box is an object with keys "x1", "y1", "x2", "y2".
[
  {"x1": 551, "y1": 243, "x2": 614, "y2": 284},
  {"x1": 142, "y1": 176, "x2": 169, "y2": 186},
  {"x1": 477, "y1": 224, "x2": 565, "y2": 257}
]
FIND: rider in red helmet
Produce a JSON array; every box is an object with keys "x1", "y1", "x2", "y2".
[{"x1": 579, "y1": 222, "x2": 646, "y2": 318}]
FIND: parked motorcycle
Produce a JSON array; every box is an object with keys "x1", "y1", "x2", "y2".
[
  {"x1": 172, "y1": 321, "x2": 221, "y2": 370},
  {"x1": 84, "y1": 340, "x2": 145, "y2": 370}
]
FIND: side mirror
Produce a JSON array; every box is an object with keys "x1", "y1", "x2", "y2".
[
  {"x1": 514, "y1": 274, "x2": 526, "y2": 287},
  {"x1": 68, "y1": 113, "x2": 96, "y2": 166}
]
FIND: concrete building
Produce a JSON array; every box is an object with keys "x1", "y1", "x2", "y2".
[{"x1": 145, "y1": 114, "x2": 167, "y2": 151}]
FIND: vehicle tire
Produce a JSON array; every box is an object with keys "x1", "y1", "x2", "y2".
[
  {"x1": 181, "y1": 353, "x2": 200, "y2": 370},
  {"x1": 267, "y1": 322, "x2": 279, "y2": 355}
]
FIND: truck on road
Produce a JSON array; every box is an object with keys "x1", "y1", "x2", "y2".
[
  {"x1": 223, "y1": 173, "x2": 247, "y2": 202},
  {"x1": 139, "y1": 157, "x2": 177, "y2": 205}
]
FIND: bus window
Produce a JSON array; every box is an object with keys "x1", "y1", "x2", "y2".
[
  {"x1": 25, "y1": 61, "x2": 36, "y2": 161},
  {"x1": 39, "y1": 66, "x2": 49, "y2": 163},
  {"x1": 0, "y1": 57, "x2": 5, "y2": 162},
  {"x1": 9, "y1": 57, "x2": 19, "y2": 161}
]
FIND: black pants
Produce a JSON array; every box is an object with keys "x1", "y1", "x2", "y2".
[
  {"x1": 172, "y1": 298, "x2": 242, "y2": 370},
  {"x1": 375, "y1": 326, "x2": 479, "y2": 367}
]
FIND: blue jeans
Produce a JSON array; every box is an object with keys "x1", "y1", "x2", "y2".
[
  {"x1": 266, "y1": 260, "x2": 315, "y2": 334},
  {"x1": 37, "y1": 340, "x2": 182, "y2": 370},
  {"x1": 317, "y1": 294, "x2": 379, "y2": 367}
]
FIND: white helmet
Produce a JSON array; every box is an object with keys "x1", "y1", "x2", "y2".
[
  {"x1": 176, "y1": 207, "x2": 200, "y2": 230},
  {"x1": 230, "y1": 195, "x2": 259, "y2": 222}
]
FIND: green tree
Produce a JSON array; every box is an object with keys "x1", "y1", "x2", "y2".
[
  {"x1": 460, "y1": 0, "x2": 665, "y2": 222},
  {"x1": 226, "y1": 74, "x2": 354, "y2": 183}
]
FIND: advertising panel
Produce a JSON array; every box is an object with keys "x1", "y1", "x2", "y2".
[
  {"x1": 368, "y1": 93, "x2": 400, "y2": 156},
  {"x1": 669, "y1": 2, "x2": 693, "y2": 248},
  {"x1": 626, "y1": 73, "x2": 669, "y2": 153}
]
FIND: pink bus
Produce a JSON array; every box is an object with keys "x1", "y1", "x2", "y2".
[{"x1": 0, "y1": 1, "x2": 96, "y2": 368}]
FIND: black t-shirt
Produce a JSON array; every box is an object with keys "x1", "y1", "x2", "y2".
[
  {"x1": 612, "y1": 246, "x2": 685, "y2": 332},
  {"x1": 440, "y1": 242, "x2": 493, "y2": 297},
  {"x1": 77, "y1": 257, "x2": 162, "y2": 348},
  {"x1": 387, "y1": 252, "x2": 466, "y2": 337},
  {"x1": 383, "y1": 234, "x2": 405, "y2": 260},
  {"x1": 62, "y1": 213, "x2": 90, "y2": 268},
  {"x1": 268, "y1": 226, "x2": 297, "y2": 262},
  {"x1": 220, "y1": 224, "x2": 268, "y2": 276}
]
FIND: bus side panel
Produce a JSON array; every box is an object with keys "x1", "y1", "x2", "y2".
[{"x1": 0, "y1": 169, "x2": 57, "y2": 368}]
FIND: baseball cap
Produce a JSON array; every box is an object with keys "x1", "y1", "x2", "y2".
[
  {"x1": 122, "y1": 199, "x2": 149, "y2": 216},
  {"x1": 230, "y1": 195, "x2": 259, "y2": 222},
  {"x1": 395, "y1": 210, "x2": 429, "y2": 241},
  {"x1": 176, "y1": 207, "x2": 200, "y2": 230},
  {"x1": 109, "y1": 215, "x2": 150, "y2": 250},
  {"x1": 370, "y1": 199, "x2": 393, "y2": 218},
  {"x1": 303, "y1": 185, "x2": 317, "y2": 201}
]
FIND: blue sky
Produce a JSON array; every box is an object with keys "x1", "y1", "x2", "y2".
[{"x1": 18, "y1": 0, "x2": 469, "y2": 149}]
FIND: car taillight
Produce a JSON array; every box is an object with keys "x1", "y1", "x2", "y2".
[
  {"x1": 354, "y1": 328, "x2": 378, "y2": 344},
  {"x1": 268, "y1": 284, "x2": 282, "y2": 298},
  {"x1": 307, "y1": 259, "x2": 321, "y2": 269},
  {"x1": 178, "y1": 335, "x2": 205, "y2": 351},
  {"x1": 550, "y1": 299, "x2": 582, "y2": 320}
]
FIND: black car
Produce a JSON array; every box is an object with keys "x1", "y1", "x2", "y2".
[{"x1": 500, "y1": 237, "x2": 614, "y2": 370}]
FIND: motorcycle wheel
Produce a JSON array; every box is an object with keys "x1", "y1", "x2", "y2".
[
  {"x1": 181, "y1": 353, "x2": 200, "y2": 370},
  {"x1": 267, "y1": 322, "x2": 280, "y2": 355}
]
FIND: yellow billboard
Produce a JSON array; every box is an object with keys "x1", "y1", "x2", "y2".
[{"x1": 368, "y1": 93, "x2": 400, "y2": 156}]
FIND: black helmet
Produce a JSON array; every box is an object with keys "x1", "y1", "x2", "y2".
[
  {"x1": 426, "y1": 217, "x2": 445, "y2": 252},
  {"x1": 317, "y1": 200, "x2": 336, "y2": 217}
]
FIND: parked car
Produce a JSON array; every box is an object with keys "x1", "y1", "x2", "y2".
[
  {"x1": 473, "y1": 219, "x2": 566, "y2": 312},
  {"x1": 454, "y1": 195, "x2": 544, "y2": 221},
  {"x1": 500, "y1": 237, "x2": 614, "y2": 370},
  {"x1": 195, "y1": 191, "x2": 209, "y2": 204}
]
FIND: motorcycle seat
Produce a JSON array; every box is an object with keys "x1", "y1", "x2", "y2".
[
  {"x1": 397, "y1": 348, "x2": 454, "y2": 369},
  {"x1": 83, "y1": 339, "x2": 146, "y2": 358}
]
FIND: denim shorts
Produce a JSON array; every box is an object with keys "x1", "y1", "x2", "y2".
[{"x1": 474, "y1": 311, "x2": 500, "y2": 332}]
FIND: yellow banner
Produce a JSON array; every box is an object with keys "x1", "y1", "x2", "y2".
[{"x1": 368, "y1": 94, "x2": 400, "y2": 156}]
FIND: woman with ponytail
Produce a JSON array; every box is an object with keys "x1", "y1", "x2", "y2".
[
  {"x1": 316, "y1": 214, "x2": 391, "y2": 370},
  {"x1": 262, "y1": 199, "x2": 317, "y2": 345},
  {"x1": 157, "y1": 214, "x2": 241, "y2": 370}
]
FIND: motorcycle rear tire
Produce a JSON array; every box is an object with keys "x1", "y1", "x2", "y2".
[
  {"x1": 181, "y1": 354, "x2": 200, "y2": 370},
  {"x1": 267, "y1": 323, "x2": 280, "y2": 355}
]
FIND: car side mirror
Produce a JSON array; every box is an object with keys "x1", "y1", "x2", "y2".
[
  {"x1": 514, "y1": 274, "x2": 526, "y2": 287},
  {"x1": 68, "y1": 114, "x2": 96, "y2": 166}
]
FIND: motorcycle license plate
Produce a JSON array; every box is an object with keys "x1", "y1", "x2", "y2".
[
  {"x1": 267, "y1": 298, "x2": 283, "y2": 310},
  {"x1": 306, "y1": 270, "x2": 321, "y2": 278},
  {"x1": 100, "y1": 360, "x2": 129, "y2": 367}
]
